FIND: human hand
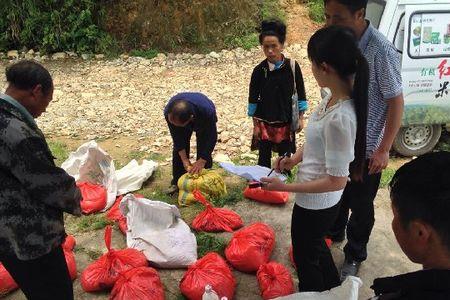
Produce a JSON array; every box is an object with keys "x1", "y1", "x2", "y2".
[
  {"x1": 274, "y1": 156, "x2": 295, "y2": 173},
  {"x1": 368, "y1": 148, "x2": 389, "y2": 175},
  {"x1": 189, "y1": 159, "x2": 206, "y2": 174},
  {"x1": 296, "y1": 115, "x2": 305, "y2": 133},
  {"x1": 260, "y1": 177, "x2": 285, "y2": 191},
  {"x1": 183, "y1": 160, "x2": 193, "y2": 172}
]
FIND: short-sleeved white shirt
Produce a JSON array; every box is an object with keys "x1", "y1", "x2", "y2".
[{"x1": 295, "y1": 88, "x2": 357, "y2": 210}]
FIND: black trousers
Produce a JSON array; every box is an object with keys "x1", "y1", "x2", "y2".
[
  {"x1": 0, "y1": 245, "x2": 73, "y2": 300},
  {"x1": 291, "y1": 203, "x2": 341, "y2": 292},
  {"x1": 329, "y1": 161, "x2": 382, "y2": 262},
  {"x1": 257, "y1": 138, "x2": 295, "y2": 168},
  {"x1": 171, "y1": 129, "x2": 215, "y2": 185}
]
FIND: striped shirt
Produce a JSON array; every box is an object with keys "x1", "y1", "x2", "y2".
[{"x1": 359, "y1": 22, "x2": 403, "y2": 158}]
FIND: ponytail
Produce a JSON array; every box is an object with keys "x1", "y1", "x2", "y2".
[{"x1": 350, "y1": 52, "x2": 369, "y2": 181}]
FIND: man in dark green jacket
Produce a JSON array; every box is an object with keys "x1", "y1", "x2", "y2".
[{"x1": 0, "y1": 60, "x2": 81, "y2": 299}]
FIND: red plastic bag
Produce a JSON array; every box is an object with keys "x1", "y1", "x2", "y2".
[
  {"x1": 244, "y1": 185, "x2": 289, "y2": 204},
  {"x1": 225, "y1": 223, "x2": 275, "y2": 273},
  {"x1": 77, "y1": 181, "x2": 107, "y2": 214},
  {"x1": 81, "y1": 226, "x2": 148, "y2": 292},
  {"x1": 62, "y1": 235, "x2": 77, "y2": 280},
  {"x1": 289, "y1": 238, "x2": 332, "y2": 268},
  {"x1": 63, "y1": 235, "x2": 76, "y2": 251},
  {"x1": 110, "y1": 266, "x2": 164, "y2": 300},
  {"x1": 0, "y1": 263, "x2": 18, "y2": 296},
  {"x1": 257, "y1": 262, "x2": 294, "y2": 300},
  {"x1": 107, "y1": 194, "x2": 144, "y2": 235},
  {"x1": 191, "y1": 190, "x2": 243, "y2": 232},
  {"x1": 180, "y1": 252, "x2": 235, "y2": 300}
]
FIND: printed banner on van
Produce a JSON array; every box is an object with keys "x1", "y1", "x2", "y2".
[{"x1": 409, "y1": 12, "x2": 450, "y2": 58}]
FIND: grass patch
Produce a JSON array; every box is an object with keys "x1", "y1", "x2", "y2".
[
  {"x1": 137, "y1": 187, "x2": 176, "y2": 204},
  {"x1": 224, "y1": 33, "x2": 259, "y2": 50},
  {"x1": 305, "y1": 0, "x2": 325, "y2": 23},
  {"x1": 285, "y1": 165, "x2": 298, "y2": 184},
  {"x1": 261, "y1": 0, "x2": 286, "y2": 21},
  {"x1": 74, "y1": 246, "x2": 104, "y2": 260},
  {"x1": 147, "y1": 152, "x2": 166, "y2": 162},
  {"x1": 211, "y1": 180, "x2": 247, "y2": 207},
  {"x1": 176, "y1": 294, "x2": 188, "y2": 300},
  {"x1": 75, "y1": 214, "x2": 113, "y2": 233},
  {"x1": 380, "y1": 167, "x2": 396, "y2": 188},
  {"x1": 129, "y1": 49, "x2": 159, "y2": 59},
  {"x1": 127, "y1": 150, "x2": 146, "y2": 161},
  {"x1": 48, "y1": 140, "x2": 69, "y2": 166},
  {"x1": 436, "y1": 131, "x2": 450, "y2": 152},
  {"x1": 195, "y1": 232, "x2": 228, "y2": 258}
]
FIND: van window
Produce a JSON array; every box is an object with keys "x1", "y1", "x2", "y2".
[
  {"x1": 394, "y1": 14, "x2": 405, "y2": 52},
  {"x1": 366, "y1": 0, "x2": 386, "y2": 29},
  {"x1": 408, "y1": 12, "x2": 450, "y2": 58}
]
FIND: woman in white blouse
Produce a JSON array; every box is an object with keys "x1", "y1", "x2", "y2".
[{"x1": 261, "y1": 26, "x2": 369, "y2": 292}]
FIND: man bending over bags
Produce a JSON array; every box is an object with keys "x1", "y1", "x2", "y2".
[{"x1": 164, "y1": 92, "x2": 218, "y2": 194}]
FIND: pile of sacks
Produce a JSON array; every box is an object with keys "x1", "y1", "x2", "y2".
[{"x1": 62, "y1": 141, "x2": 158, "y2": 214}]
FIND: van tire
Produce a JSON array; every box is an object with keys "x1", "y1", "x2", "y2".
[{"x1": 393, "y1": 125, "x2": 442, "y2": 157}]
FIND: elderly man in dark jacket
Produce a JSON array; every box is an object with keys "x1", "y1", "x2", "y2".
[{"x1": 0, "y1": 60, "x2": 81, "y2": 299}]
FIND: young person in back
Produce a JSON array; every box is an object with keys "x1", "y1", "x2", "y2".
[
  {"x1": 370, "y1": 151, "x2": 450, "y2": 299},
  {"x1": 324, "y1": 0, "x2": 404, "y2": 280},
  {"x1": 261, "y1": 25, "x2": 369, "y2": 292}
]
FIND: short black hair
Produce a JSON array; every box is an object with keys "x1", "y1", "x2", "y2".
[
  {"x1": 389, "y1": 151, "x2": 450, "y2": 251},
  {"x1": 167, "y1": 99, "x2": 194, "y2": 123},
  {"x1": 259, "y1": 19, "x2": 287, "y2": 44},
  {"x1": 5, "y1": 60, "x2": 53, "y2": 95},
  {"x1": 324, "y1": 0, "x2": 368, "y2": 14}
]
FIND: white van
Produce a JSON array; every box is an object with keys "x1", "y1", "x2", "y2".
[{"x1": 366, "y1": 0, "x2": 450, "y2": 156}]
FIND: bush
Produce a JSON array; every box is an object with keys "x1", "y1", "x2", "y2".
[
  {"x1": 0, "y1": 0, "x2": 115, "y2": 54},
  {"x1": 305, "y1": 0, "x2": 325, "y2": 23}
]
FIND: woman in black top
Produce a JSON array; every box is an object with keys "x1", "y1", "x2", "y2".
[{"x1": 248, "y1": 20, "x2": 308, "y2": 167}]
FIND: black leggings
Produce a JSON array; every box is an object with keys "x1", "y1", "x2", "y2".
[
  {"x1": 0, "y1": 245, "x2": 73, "y2": 300},
  {"x1": 291, "y1": 203, "x2": 341, "y2": 292},
  {"x1": 257, "y1": 138, "x2": 295, "y2": 168}
]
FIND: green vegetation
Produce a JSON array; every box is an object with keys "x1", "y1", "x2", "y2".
[
  {"x1": 211, "y1": 180, "x2": 247, "y2": 207},
  {"x1": 48, "y1": 140, "x2": 69, "y2": 166},
  {"x1": 380, "y1": 167, "x2": 396, "y2": 189},
  {"x1": 0, "y1": 0, "x2": 115, "y2": 54},
  {"x1": 305, "y1": 0, "x2": 325, "y2": 23},
  {"x1": 0, "y1": 0, "x2": 288, "y2": 54},
  {"x1": 129, "y1": 49, "x2": 158, "y2": 59},
  {"x1": 403, "y1": 105, "x2": 450, "y2": 126},
  {"x1": 75, "y1": 214, "x2": 113, "y2": 233},
  {"x1": 195, "y1": 232, "x2": 228, "y2": 258},
  {"x1": 74, "y1": 246, "x2": 104, "y2": 260},
  {"x1": 436, "y1": 132, "x2": 450, "y2": 152}
]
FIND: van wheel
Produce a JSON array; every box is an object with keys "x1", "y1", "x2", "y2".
[{"x1": 393, "y1": 125, "x2": 442, "y2": 157}]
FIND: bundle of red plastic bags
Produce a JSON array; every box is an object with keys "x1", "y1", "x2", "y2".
[
  {"x1": 81, "y1": 226, "x2": 148, "y2": 292},
  {"x1": 110, "y1": 266, "x2": 164, "y2": 300},
  {"x1": 106, "y1": 194, "x2": 144, "y2": 234},
  {"x1": 180, "y1": 252, "x2": 236, "y2": 300},
  {"x1": 77, "y1": 181, "x2": 107, "y2": 214},
  {"x1": 191, "y1": 190, "x2": 243, "y2": 232},
  {"x1": 225, "y1": 223, "x2": 275, "y2": 273},
  {"x1": 243, "y1": 185, "x2": 289, "y2": 204},
  {"x1": 289, "y1": 238, "x2": 332, "y2": 268},
  {"x1": 257, "y1": 262, "x2": 294, "y2": 300},
  {"x1": 62, "y1": 235, "x2": 78, "y2": 280},
  {"x1": 0, "y1": 263, "x2": 18, "y2": 296}
]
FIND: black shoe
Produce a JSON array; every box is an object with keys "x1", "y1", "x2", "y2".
[
  {"x1": 340, "y1": 260, "x2": 361, "y2": 282},
  {"x1": 327, "y1": 231, "x2": 345, "y2": 243}
]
